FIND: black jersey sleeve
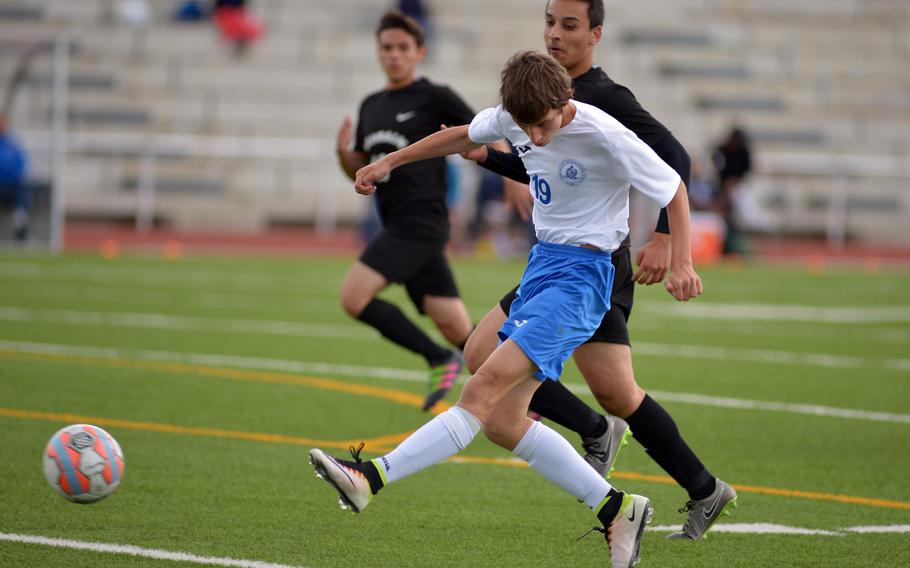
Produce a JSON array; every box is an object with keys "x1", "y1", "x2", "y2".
[
  {"x1": 481, "y1": 147, "x2": 530, "y2": 184},
  {"x1": 433, "y1": 85, "x2": 475, "y2": 127},
  {"x1": 650, "y1": 134, "x2": 691, "y2": 234},
  {"x1": 353, "y1": 99, "x2": 368, "y2": 153}
]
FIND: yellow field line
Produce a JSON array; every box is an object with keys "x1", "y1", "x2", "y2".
[
  {"x1": 4, "y1": 349, "x2": 910, "y2": 511},
  {"x1": 0, "y1": 407, "x2": 400, "y2": 453},
  {"x1": 0, "y1": 350, "x2": 450, "y2": 414},
  {"x1": 448, "y1": 455, "x2": 910, "y2": 511},
  {"x1": 5, "y1": 405, "x2": 909, "y2": 512},
  {"x1": 729, "y1": 483, "x2": 910, "y2": 511}
]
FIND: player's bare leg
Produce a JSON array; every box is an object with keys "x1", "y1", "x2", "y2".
[
  {"x1": 423, "y1": 295, "x2": 473, "y2": 346},
  {"x1": 339, "y1": 261, "x2": 387, "y2": 317},
  {"x1": 572, "y1": 343, "x2": 644, "y2": 418},
  {"x1": 463, "y1": 303, "x2": 506, "y2": 374}
]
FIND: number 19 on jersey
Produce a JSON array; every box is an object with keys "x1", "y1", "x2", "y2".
[{"x1": 531, "y1": 174, "x2": 551, "y2": 205}]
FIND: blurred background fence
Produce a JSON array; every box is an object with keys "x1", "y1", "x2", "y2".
[{"x1": 0, "y1": 0, "x2": 908, "y2": 250}]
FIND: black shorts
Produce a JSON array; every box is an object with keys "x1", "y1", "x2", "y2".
[
  {"x1": 360, "y1": 231, "x2": 460, "y2": 314},
  {"x1": 498, "y1": 245, "x2": 634, "y2": 345}
]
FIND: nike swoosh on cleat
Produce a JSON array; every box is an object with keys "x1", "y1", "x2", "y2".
[
  {"x1": 329, "y1": 456, "x2": 356, "y2": 487},
  {"x1": 628, "y1": 504, "x2": 637, "y2": 522},
  {"x1": 703, "y1": 492, "x2": 724, "y2": 519}
]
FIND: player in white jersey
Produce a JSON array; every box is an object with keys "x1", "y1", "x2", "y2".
[{"x1": 309, "y1": 50, "x2": 702, "y2": 568}]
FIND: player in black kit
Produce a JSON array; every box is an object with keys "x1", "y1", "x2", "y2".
[
  {"x1": 460, "y1": 0, "x2": 737, "y2": 540},
  {"x1": 336, "y1": 11, "x2": 473, "y2": 411}
]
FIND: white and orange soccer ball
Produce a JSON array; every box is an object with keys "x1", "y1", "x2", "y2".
[{"x1": 43, "y1": 424, "x2": 125, "y2": 503}]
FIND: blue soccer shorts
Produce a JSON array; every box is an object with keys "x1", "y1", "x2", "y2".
[{"x1": 498, "y1": 241, "x2": 614, "y2": 381}]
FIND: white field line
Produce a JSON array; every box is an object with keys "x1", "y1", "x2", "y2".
[
  {"x1": 647, "y1": 523, "x2": 841, "y2": 536},
  {"x1": 631, "y1": 319, "x2": 910, "y2": 345},
  {"x1": 0, "y1": 532, "x2": 308, "y2": 568},
  {"x1": 0, "y1": 306, "x2": 376, "y2": 340},
  {"x1": 0, "y1": 262, "x2": 291, "y2": 289},
  {"x1": 2, "y1": 306, "x2": 909, "y2": 372},
  {"x1": 631, "y1": 342, "x2": 910, "y2": 372},
  {"x1": 0, "y1": 340, "x2": 427, "y2": 381},
  {"x1": 2, "y1": 340, "x2": 909, "y2": 425},
  {"x1": 14, "y1": 280, "x2": 910, "y2": 345},
  {"x1": 15, "y1": 283, "x2": 910, "y2": 347},
  {"x1": 18, "y1": 283, "x2": 343, "y2": 316},
  {"x1": 845, "y1": 525, "x2": 910, "y2": 533},
  {"x1": 639, "y1": 302, "x2": 910, "y2": 324},
  {"x1": 0, "y1": 260, "x2": 506, "y2": 290},
  {"x1": 4, "y1": 260, "x2": 910, "y2": 323},
  {"x1": 646, "y1": 523, "x2": 910, "y2": 536},
  {"x1": 642, "y1": 390, "x2": 910, "y2": 424}
]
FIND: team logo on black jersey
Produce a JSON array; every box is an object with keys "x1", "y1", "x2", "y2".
[{"x1": 558, "y1": 159, "x2": 587, "y2": 186}]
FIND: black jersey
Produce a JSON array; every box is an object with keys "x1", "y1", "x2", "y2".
[
  {"x1": 354, "y1": 78, "x2": 475, "y2": 242},
  {"x1": 572, "y1": 66, "x2": 671, "y2": 147}
]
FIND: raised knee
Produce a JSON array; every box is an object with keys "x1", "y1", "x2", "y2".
[
  {"x1": 591, "y1": 385, "x2": 645, "y2": 419},
  {"x1": 482, "y1": 413, "x2": 528, "y2": 450},
  {"x1": 483, "y1": 423, "x2": 512, "y2": 448},
  {"x1": 457, "y1": 372, "x2": 502, "y2": 420},
  {"x1": 340, "y1": 295, "x2": 360, "y2": 318}
]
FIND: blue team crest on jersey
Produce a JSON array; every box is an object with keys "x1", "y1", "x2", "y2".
[{"x1": 558, "y1": 159, "x2": 587, "y2": 186}]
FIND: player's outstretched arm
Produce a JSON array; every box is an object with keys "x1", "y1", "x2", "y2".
[
  {"x1": 354, "y1": 125, "x2": 481, "y2": 194},
  {"x1": 664, "y1": 181, "x2": 703, "y2": 301}
]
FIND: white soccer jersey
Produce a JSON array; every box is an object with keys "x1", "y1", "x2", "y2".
[{"x1": 468, "y1": 100, "x2": 681, "y2": 252}]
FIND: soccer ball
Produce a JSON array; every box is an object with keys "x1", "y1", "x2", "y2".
[{"x1": 43, "y1": 424, "x2": 125, "y2": 503}]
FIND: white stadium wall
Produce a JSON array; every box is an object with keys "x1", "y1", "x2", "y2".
[{"x1": 0, "y1": 0, "x2": 907, "y2": 242}]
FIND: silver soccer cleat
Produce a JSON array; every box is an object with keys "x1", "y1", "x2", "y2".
[
  {"x1": 667, "y1": 479, "x2": 738, "y2": 540},
  {"x1": 583, "y1": 415, "x2": 632, "y2": 478}
]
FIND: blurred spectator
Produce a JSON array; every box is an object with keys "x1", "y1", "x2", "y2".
[
  {"x1": 116, "y1": 0, "x2": 150, "y2": 27},
  {"x1": 174, "y1": 0, "x2": 209, "y2": 22},
  {"x1": 397, "y1": 0, "x2": 433, "y2": 52},
  {"x1": 713, "y1": 127, "x2": 752, "y2": 256},
  {"x1": 0, "y1": 115, "x2": 30, "y2": 242},
  {"x1": 468, "y1": 168, "x2": 503, "y2": 239},
  {"x1": 398, "y1": 0, "x2": 429, "y2": 29},
  {"x1": 687, "y1": 153, "x2": 718, "y2": 212},
  {"x1": 445, "y1": 157, "x2": 470, "y2": 250},
  {"x1": 213, "y1": 0, "x2": 264, "y2": 57},
  {"x1": 468, "y1": 168, "x2": 531, "y2": 259}
]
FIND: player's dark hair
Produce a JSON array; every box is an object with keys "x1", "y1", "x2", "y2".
[
  {"x1": 546, "y1": 0, "x2": 604, "y2": 28},
  {"x1": 500, "y1": 50, "x2": 573, "y2": 125},
  {"x1": 376, "y1": 10, "x2": 425, "y2": 47}
]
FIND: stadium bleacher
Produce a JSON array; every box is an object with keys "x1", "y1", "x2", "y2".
[{"x1": 0, "y1": 0, "x2": 907, "y2": 241}]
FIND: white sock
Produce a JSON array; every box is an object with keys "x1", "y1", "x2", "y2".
[
  {"x1": 373, "y1": 406, "x2": 481, "y2": 485},
  {"x1": 512, "y1": 420, "x2": 613, "y2": 510}
]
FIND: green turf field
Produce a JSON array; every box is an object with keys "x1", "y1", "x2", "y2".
[{"x1": 1, "y1": 252, "x2": 909, "y2": 567}]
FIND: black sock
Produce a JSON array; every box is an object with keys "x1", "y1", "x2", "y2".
[
  {"x1": 625, "y1": 394, "x2": 715, "y2": 501},
  {"x1": 596, "y1": 488, "x2": 625, "y2": 526},
  {"x1": 357, "y1": 299, "x2": 451, "y2": 365},
  {"x1": 528, "y1": 380, "x2": 605, "y2": 440},
  {"x1": 361, "y1": 460, "x2": 384, "y2": 495}
]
